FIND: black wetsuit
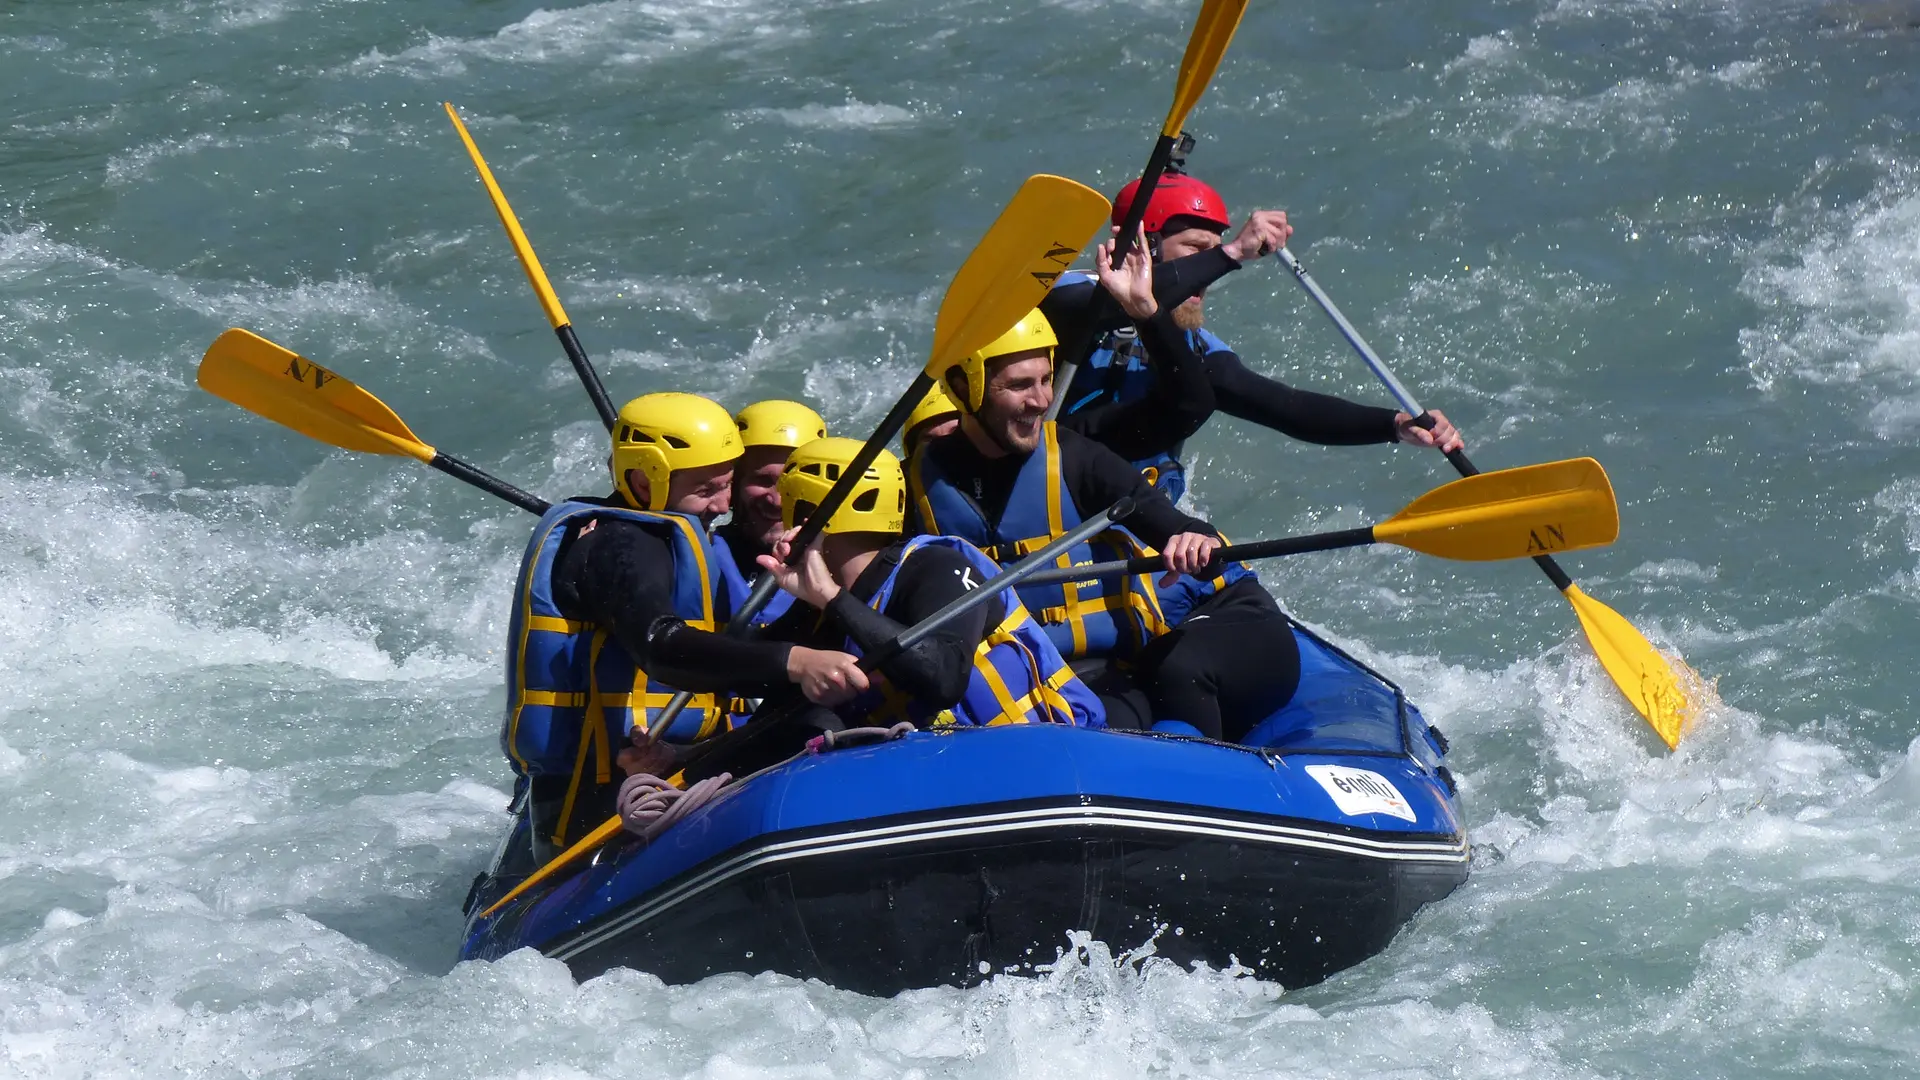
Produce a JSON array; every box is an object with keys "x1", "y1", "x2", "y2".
[
  {"x1": 1047, "y1": 246, "x2": 1402, "y2": 466},
  {"x1": 1133, "y1": 573, "x2": 1301, "y2": 744},
  {"x1": 675, "y1": 540, "x2": 999, "y2": 777},
  {"x1": 763, "y1": 540, "x2": 998, "y2": 706},
  {"x1": 1040, "y1": 246, "x2": 1242, "y2": 359},
  {"x1": 550, "y1": 497, "x2": 789, "y2": 685},
  {"x1": 907, "y1": 427, "x2": 1301, "y2": 741},
  {"x1": 1054, "y1": 307, "x2": 1216, "y2": 463}
]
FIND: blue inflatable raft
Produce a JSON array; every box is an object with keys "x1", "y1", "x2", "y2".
[{"x1": 460, "y1": 623, "x2": 1468, "y2": 994}]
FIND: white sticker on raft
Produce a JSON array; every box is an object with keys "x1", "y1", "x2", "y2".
[{"x1": 1305, "y1": 765, "x2": 1417, "y2": 822}]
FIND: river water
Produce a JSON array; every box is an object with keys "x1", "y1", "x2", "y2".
[{"x1": 2, "y1": 0, "x2": 1918, "y2": 1076}]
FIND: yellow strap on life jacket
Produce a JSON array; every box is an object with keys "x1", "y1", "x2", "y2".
[
  {"x1": 968, "y1": 603, "x2": 1086, "y2": 727},
  {"x1": 860, "y1": 604, "x2": 1045, "y2": 729},
  {"x1": 1039, "y1": 424, "x2": 1093, "y2": 658},
  {"x1": 519, "y1": 690, "x2": 587, "y2": 708},
  {"x1": 971, "y1": 629, "x2": 1030, "y2": 727},
  {"x1": 910, "y1": 450, "x2": 940, "y2": 537},
  {"x1": 507, "y1": 513, "x2": 577, "y2": 774},
  {"x1": 1033, "y1": 580, "x2": 1169, "y2": 641},
  {"x1": 552, "y1": 630, "x2": 615, "y2": 846},
  {"x1": 984, "y1": 536, "x2": 1050, "y2": 561}
]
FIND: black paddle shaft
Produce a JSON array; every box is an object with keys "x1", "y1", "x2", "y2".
[
  {"x1": 1018, "y1": 526, "x2": 1376, "y2": 588},
  {"x1": 1048, "y1": 133, "x2": 1179, "y2": 417},
  {"x1": 556, "y1": 324, "x2": 618, "y2": 431},
  {"x1": 1408, "y1": 419, "x2": 1576, "y2": 592},
  {"x1": 429, "y1": 452, "x2": 551, "y2": 516},
  {"x1": 1109, "y1": 134, "x2": 1179, "y2": 270}
]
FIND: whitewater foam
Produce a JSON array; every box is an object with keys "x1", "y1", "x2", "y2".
[
  {"x1": 104, "y1": 132, "x2": 240, "y2": 186},
  {"x1": 1740, "y1": 155, "x2": 1920, "y2": 391},
  {"x1": 745, "y1": 100, "x2": 923, "y2": 131},
  {"x1": 344, "y1": 0, "x2": 796, "y2": 79}
]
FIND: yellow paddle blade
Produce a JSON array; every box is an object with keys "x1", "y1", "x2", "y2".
[
  {"x1": 1565, "y1": 584, "x2": 1694, "y2": 749},
  {"x1": 444, "y1": 102, "x2": 572, "y2": 331},
  {"x1": 1372, "y1": 457, "x2": 1619, "y2": 561},
  {"x1": 478, "y1": 813, "x2": 625, "y2": 919},
  {"x1": 197, "y1": 328, "x2": 436, "y2": 463},
  {"x1": 923, "y1": 174, "x2": 1111, "y2": 374},
  {"x1": 1164, "y1": 0, "x2": 1250, "y2": 135}
]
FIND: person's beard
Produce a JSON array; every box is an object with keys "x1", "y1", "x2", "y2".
[
  {"x1": 744, "y1": 504, "x2": 785, "y2": 552},
  {"x1": 976, "y1": 396, "x2": 1043, "y2": 456},
  {"x1": 1172, "y1": 297, "x2": 1205, "y2": 332}
]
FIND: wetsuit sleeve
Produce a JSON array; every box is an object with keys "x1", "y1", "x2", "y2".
[
  {"x1": 1057, "y1": 306, "x2": 1215, "y2": 460},
  {"x1": 553, "y1": 519, "x2": 792, "y2": 693},
  {"x1": 824, "y1": 546, "x2": 994, "y2": 709},
  {"x1": 644, "y1": 619, "x2": 793, "y2": 695},
  {"x1": 1040, "y1": 247, "x2": 1245, "y2": 344},
  {"x1": 1206, "y1": 345, "x2": 1399, "y2": 445},
  {"x1": 1056, "y1": 428, "x2": 1217, "y2": 549},
  {"x1": 1155, "y1": 246, "x2": 1241, "y2": 309}
]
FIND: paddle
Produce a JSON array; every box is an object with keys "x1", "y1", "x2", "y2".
[
  {"x1": 444, "y1": 102, "x2": 618, "y2": 430},
  {"x1": 1274, "y1": 246, "x2": 1694, "y2": 748},
  {"x1": 1021, "y1": 459, "x2": 1617, "y2": 588},
  {"x1": 477, "y1": 496, "x2": 1139, "y2": 920},
  {"x1": 640, "y1": 172, "x2": 1113, "y2": 737},
  {"x1": 1045, "y1": 0, "x2": 1249, "y2": 421},
  {"x1": 197, "y1": 328, "x2": 550, "y2": 515}
]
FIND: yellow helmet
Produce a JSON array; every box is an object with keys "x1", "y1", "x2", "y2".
[
  {"x1": 734, "y1": 399, "x2": 826, "y2": 450},
  {"x1": 940, "y1": 308, "x2": 1058, "y2": 412},
  {"x1": 903, "y1": 382, "x2": 961, "y2": 449},
  {"x1": 777, "y1": 437, "x2": 906, "y2": 535},
  {"x1": 611, "y1": 392, "x2": 742, "y2": 509}
]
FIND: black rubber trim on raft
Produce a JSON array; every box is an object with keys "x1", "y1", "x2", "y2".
[{"x1": 537, "y1": 793, "x2": 1470, "y2": 964}]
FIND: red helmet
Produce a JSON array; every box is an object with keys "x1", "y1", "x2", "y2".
[{"x1": 1111, "y1": 174, "x2": 1230, "y2": 236}]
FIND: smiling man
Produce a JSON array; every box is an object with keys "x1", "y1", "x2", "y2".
[
  {"x1": 711, "y1": 399, "x2": 827, "y2": 630},
  {"x1": 905, "y1": 302, "x2": 1305, "y2": 740}
]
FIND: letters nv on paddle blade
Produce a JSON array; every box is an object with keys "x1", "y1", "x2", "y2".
[
  {"x1": 197, "y1": 328, "x2": 434, "y2": 462},
  {"x1": 923, "y1": 173, "x2": 1111, "y2": 375},
  {"x1": 1371, "y1": 457, "x2": 1618, "y2": 561}
]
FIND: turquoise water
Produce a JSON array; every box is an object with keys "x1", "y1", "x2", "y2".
[{"x1": 3, "y1": 0, "x2": 1919, "y2": 1075}]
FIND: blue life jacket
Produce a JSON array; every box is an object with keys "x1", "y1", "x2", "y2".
[
  {"x1": 908, "y1": 421, "x2": 1170, "y2": 661},
  {"x1": 1154, "y1": 557, "x2": 1258, "y2": 627},
  {"x1": 710, "y1": 528, "x2": 796, "y2": 630},
  {"x1": 502, "y1": 500, "x2": 730, "y2": 845},
  {"x1": 838, "y1": 536, "x2": 1105, "y2": 729}
]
